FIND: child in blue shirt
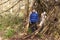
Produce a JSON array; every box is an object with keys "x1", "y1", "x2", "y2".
[{"x1": 29, "y1": 9, "x2": 39, "y2": 32}]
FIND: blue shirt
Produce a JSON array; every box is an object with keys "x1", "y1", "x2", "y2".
[{"x1": 30, "y1": 12, "x2": 39, "y2": 23}]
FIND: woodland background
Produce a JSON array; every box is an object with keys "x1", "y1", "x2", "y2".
[{"x1": 0, "y1": 0, "x2": 60, "y2": 40}]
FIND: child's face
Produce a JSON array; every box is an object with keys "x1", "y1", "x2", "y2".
[{"x1": 32, "y1": 9, "x2": 36, "y2": 12}]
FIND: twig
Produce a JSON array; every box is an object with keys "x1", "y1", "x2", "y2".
[
  {"x1": 0, "y1": 0, "x2": 21, "y2": 14},
  {"x1": 0, "y1": 0, "x2": 9, "y2": 5}
]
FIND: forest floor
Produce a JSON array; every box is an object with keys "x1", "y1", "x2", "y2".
[{"x1": 0, "y1": 31, "x2": 53, "y2": 40}]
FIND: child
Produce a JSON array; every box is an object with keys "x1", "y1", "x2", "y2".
[{"x1": 29, "y1": 9, "x2": 39, "y2": 32}]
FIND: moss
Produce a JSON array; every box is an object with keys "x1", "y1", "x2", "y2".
[
  {"x1": 4, "y1": 28, "x2": 15, "y2": 38},
  {"x1": 28, "y1": 28, "x2": 33, "y2": 34},
  {"x1": 0, "y1": 24, "x2": 3, "y2": 30},
  {"x1": 37, "y1": 33, "x2": 44, "y2": 38}
]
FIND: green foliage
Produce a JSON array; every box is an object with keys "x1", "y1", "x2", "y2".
[
  {"x1": 0, "y1": 24, "x2": 3, "y2": 30},
  {"x1": 4, "y1": 28, "x2": 15, "y2": 38},
  {"x1": 0, "y1": 14, "x2": 23, "y2": 27},
  {"x1": 28, "y1": 28, "x2": 32, "y2": 34},
  {"x1": 0, "y1": 14, "x2": 24, "y2": 38},
  {"x1": 37, "y1": 33, "x2": 44, "y2": 38}
]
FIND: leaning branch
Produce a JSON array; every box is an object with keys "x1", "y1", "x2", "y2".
[
  {"x1": 0, "y1": 0, "x2": 21, "y2": 14},
  {"x1": 0, "y1": 0, "x2": 9, "y2": 5}
]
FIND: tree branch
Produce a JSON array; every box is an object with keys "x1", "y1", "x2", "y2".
[
  {"x1": 0, "y1": 0, "x2": 21, "y2": 14},
  {"x1": 0, "y1": 0, "x2": 9, "y2": 5}
]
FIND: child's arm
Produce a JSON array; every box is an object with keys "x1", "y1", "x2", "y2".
[{"x1": 39, "y1": 12, "x2": 47, "y2": 26}]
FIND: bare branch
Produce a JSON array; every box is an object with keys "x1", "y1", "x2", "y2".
[
  {"x1": 0, "y1": 0, "x2": 9, "y2": 5},
  {"x1": 0, "y1": 0, "x2": 21, "y2": 14}
]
